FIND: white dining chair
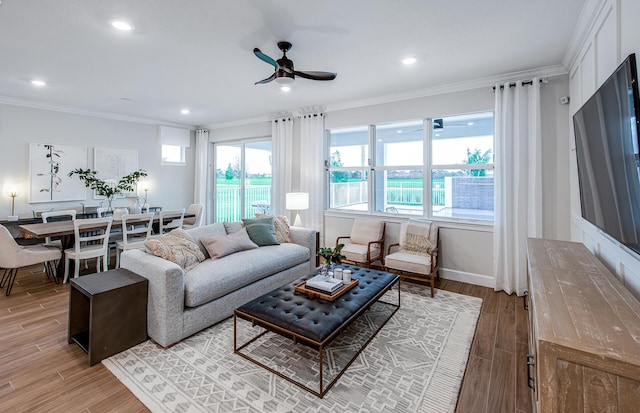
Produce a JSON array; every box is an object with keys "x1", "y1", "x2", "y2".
[
  {"x1": 157, "y1": 208, "x2": 185, "y2": 235},
  {"x1": 115, "y1": 212, "x2": 154, "y2": 268},
  {"x1": 0, "y1": 225, "x2": 62, "y2": 295},
  {"x1": 63, "y1": 217, "x2": 113, "y2": 283},
  {"x1": 41, "y1": 209, "x2": 77, "y2": 248}
]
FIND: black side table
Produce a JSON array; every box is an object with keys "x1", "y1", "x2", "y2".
[{"x1": 68, "y1": 269, "x2": 148, "y2": 366}]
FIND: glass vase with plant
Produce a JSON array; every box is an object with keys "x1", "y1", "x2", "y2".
[
  {"x1": 317, "y1": 243, "x2": 346, "y2": 275},
  {"x1": 68, "y1": 168, "x2": 148, "y2": 211}
]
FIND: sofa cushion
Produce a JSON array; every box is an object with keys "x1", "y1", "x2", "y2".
[
  {"x1": 183, "y1": 243, "x2": 310, "y2": 307},
  {"x1": 144, "y1": 229, "x2": 206, "y2": 272},
  {"x1": 201, "y1": 227, "x2": 258, "y2": 259},
  {"x1": 187, "y1": 223, "x2": 226, "y2": 257},
  {"x1": 242, "y1": 217, "x2": 279, "y2": 246},
  {"x1": 256, "y1": 214, "x2": 292, "y2": 243}
]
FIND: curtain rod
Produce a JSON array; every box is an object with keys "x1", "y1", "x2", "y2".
[{"x1": 492, "y1": 78, "x2": 548, "y2": 90}]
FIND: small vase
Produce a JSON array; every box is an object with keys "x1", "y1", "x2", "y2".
[
  {"x1": 320, "y1": 262, "x2": 334, "y2": 277},
  {"x1": 126, "y1": 196, "x2": 141, "y2": 214}
]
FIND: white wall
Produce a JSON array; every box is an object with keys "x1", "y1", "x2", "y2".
[
  {"x1": 566, "y1": 0, "x2": 640, "y2": 298},
  {"x1": 205, "y1": 79, "x2": 572, "y2": 288},
  {"x1": 0, "y1": 104, "x2": 195, "y2": 218}
]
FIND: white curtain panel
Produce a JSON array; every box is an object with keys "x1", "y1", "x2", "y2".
[
  {"x1": 271, "y1": 117, "x2": 293, "y2": 215},
  {"x1": 493, "y1": 79, "x2": 543, "y2": 296},
  {"x1": 194, "y1": 129, "x2": 209, "y2": 225},
  {"x1": 299, "y1": 113, "x2": 325, "y2": 239}
]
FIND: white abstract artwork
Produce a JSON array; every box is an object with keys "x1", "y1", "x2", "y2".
[
  {"x1": 29, "y1": 143, "x2": 88, "y2": 203},
  {"x1": 93, "y1": 147, "x2": 139, "y2": 198}
]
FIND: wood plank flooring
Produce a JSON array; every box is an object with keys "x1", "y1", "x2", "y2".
[{"x1": 0, "y1": 263, "x2": 532, "y2": 412}]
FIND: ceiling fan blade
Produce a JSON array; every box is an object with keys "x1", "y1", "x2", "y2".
[
  {"x1": 253, "y1": 48, "x2": 279, "y2": 70},
  {"x1": 255, "y1": 72, "x2": 277, "y2": 85},
  {"x1": 293, "y1": 70, "x2": 337, "y2": 81}
]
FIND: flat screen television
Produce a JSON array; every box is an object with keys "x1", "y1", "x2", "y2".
[{"x1": 573, "y1": 53, "x2": 640, "y2": 254}]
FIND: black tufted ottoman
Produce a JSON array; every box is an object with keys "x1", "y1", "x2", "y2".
[{"x1": 234, "y1": 265, "x2": 400, "y2": 398}]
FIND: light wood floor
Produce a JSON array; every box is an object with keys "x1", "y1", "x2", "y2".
[{"x1": 0, "y1": 262, "x2": 532, "y2": 412}]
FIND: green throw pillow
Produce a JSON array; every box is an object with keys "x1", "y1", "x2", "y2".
[{"x1": 242, "y1": 217, "x2": 280, "y2": 246}]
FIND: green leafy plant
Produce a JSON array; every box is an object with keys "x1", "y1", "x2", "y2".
[
  {"x1": 317, "y1": 243, "x2": 346, "y2": 266},
  {"x1": 68, "y1": 168, "x2": 148, "y2": 207}
]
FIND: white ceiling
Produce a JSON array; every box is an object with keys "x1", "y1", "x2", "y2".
[{"x1": 0, "y1": 0, "x2": 586, "y2": 128}]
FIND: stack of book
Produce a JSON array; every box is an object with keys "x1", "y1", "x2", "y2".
[{"x1": 305, "y1": 275, "x2": 344, "y2": 294}]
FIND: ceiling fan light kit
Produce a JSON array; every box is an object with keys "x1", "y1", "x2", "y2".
[{"x1": 253, "y1": 41, "x2": 337, "y2": 86}]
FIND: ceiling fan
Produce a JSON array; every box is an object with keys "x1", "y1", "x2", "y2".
[{"x1": 253, "y1": 41, "x2": 337, "y2": 85}]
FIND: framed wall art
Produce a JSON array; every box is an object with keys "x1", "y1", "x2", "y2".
[
  {"x1": 29, "y1": 143, "x2": 88, "y2": 203},
  {"x1": 93, "y1": 147, "x2": 139, "y2": 198}
]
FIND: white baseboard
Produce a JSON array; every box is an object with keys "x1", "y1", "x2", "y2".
[{"x1": 441, "y1": 268, "x2": 495, "y2": 289}]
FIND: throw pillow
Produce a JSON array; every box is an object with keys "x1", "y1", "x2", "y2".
[
  {"x1": 401, "y1": 220, "x2": 434, "y2": 256},
  {"x1": 256, "y1": 213, "x2": 292, "y2": 243},
  {"x1": 242, "y1": 217, "x2": 280, "y2": 246},
  {"x1": 200, "y1": 227, "x2": 258, "y2": 260},
  {"x1": 144, "y1": 229, "x2": 206, "y2": 272},
  {"x1": 223, "y1": 221, "x2": 244, "y2": 234}
]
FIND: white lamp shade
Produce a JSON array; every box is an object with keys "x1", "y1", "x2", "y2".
[{"x1": 286, "y1": 192, "x2": 309, "y2": 210}]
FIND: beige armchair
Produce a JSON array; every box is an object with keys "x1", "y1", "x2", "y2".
[
  {"x1": 384, "y1": 219, "x2": 440, "y2": 297},
  {"x1": 336, "y1": 219, "x2": 385, "y2": 268},
  {"x1": 0, "y1": 225, "x2": 61, "y2": 295},
  {"x1": 182, "y1": 203, "x2": 204, "y2": 229}
]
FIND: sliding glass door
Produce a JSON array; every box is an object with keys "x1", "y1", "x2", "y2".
[{"x1": 214, "y1": 139, "x2": 272, "y2": 222}]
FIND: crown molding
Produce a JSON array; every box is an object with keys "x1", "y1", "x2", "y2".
[
  {"x1": 205, "y1": 65, "x2": 568, "y2": 130},
  {"x1": 0, "y1": 95, "x2": 194, "y2": 129},
  {"x1": 562, "y1": 0, "x2": 609, "y2": 70},
  {"x1": 325, "y1": 65, "x2": 568, "y2": 113}
]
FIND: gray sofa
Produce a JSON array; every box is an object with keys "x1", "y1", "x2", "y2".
[{"x1": 120, "y1": 222, "x2": 317, "y2": 347}]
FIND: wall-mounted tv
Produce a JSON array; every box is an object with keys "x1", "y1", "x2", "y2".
[{"x1": 573, "y1": 53, "x2": 640, "y2": 254}]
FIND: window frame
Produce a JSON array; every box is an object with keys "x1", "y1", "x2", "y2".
[
  {"x1": 161, "y1": 144, "x2": 187, "y2": 165},
  {"x1": 326, "y1": 112, "x2": 495, "y2": 223},
  {"x1": 213, "y1": 136, "x2": 272, "y2": 222}
]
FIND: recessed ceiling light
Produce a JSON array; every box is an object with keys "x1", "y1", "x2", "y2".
[
  {"x1": 402, "y1": 57, "x2": 417, "y2": 65},
  {"x1": 110, "y1": 20, "x2": 134, "y2": 31},
  {"x1": 280, "y1": 86, "x2": 291, "y2": 92},
  {"x1": 181, "y1": 108, "x2": 190, "y2": 115},
  {"x1": 467, "y1": 122, "x2": 474, "y2": 126},
  {"x1": 31, "y1": 79, "x2": 46, "y2": 87},
  {"x1": 396, "y1": 130, "x2": 403, "y2": 134}
]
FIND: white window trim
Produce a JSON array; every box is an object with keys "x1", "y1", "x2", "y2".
[{"x1": 326, "y1": 112, "x2": 495, "y2": 223}]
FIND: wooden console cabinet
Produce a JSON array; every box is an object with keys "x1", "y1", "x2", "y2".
[{"x1": 526, "y1": 238, "x2": 640, "y2": 412}]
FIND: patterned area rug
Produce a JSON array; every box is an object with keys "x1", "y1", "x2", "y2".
[{"x1": 103, "y1": 283, "x2": 482, "y2": 413}]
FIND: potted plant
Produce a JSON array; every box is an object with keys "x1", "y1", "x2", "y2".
[
  {"x1": 317, "y1": 243, "x2": 346, "y2": 275},
  {"x1": 68, "y1": 168, "x2": 148, "y2": 211}
]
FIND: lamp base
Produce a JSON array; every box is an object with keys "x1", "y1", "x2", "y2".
[
  {"x1": 7, "y1": 215, "x2": 18, "y2": 221},
  {"x1": 293, "y1": 211, "x2": 302, "y2": 227}
]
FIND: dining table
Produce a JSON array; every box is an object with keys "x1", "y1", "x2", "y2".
[{"x1": 19, "y1": 211, "x2": 194, "y2": 280}]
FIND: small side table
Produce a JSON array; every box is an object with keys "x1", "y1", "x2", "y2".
[{"x1": 68, "y1": 269, "x2": 148, "y2": 366}]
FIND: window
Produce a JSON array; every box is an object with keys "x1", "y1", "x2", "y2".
[
  {"x1": 159, "y1": 126, "x2": 189, "y2": 165},
  {"x1": 374, "y1": 120, "x2": 424, "y2": 215},
  {"x1": 431, "y1": 113, "x2": 494, "y2": 220},
  {"x1": 326, "y1": 111, "x2": 494, "y2": 221},
  {"x1": 161, "y1": 145, "x2": 185, "y2": 163},
  {"x1": 327, "y1": 126, "x2": 369, "y2": 211},
  {"x1": 214, "y1": 139, "x2": 272, "y2": 222}
]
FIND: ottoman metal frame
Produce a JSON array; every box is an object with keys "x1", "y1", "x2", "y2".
[{"x1": 234, "y1": 269, "x2": 400, "y2": 398}]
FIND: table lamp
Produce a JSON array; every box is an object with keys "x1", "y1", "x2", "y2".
[
  {"x1": 8, "y1": 190, "x2": 18, "y2": 221},
  {"x1": 286, "y1": 192, "x2": 309, "y2": 227}
]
